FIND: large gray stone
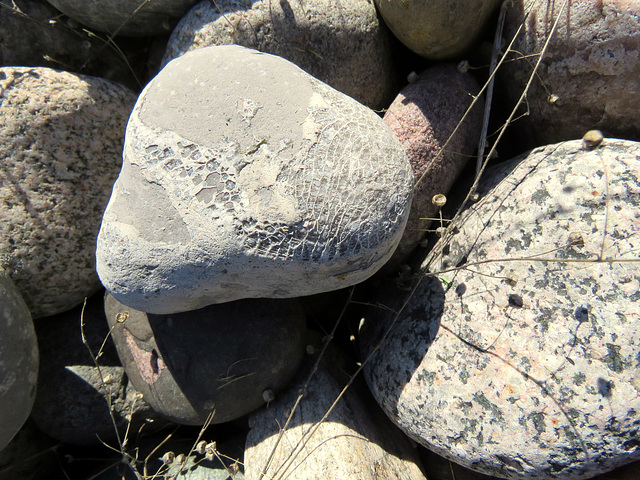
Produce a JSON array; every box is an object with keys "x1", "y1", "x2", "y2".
[
  {"x1": 97, "y1": 45, "x2": 413, "y2": 314},
  {"x1": 361, "y1": 139, "x2": 640, "y2": 479}
]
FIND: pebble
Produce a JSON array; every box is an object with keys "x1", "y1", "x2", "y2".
[
  {"x1": 96, "y1": 45, "x2": 413, "y2": 314},
  {"x1": 361, "y1": 139, "x2": 640, "y2": 479},
  {"x1": 0, "y1": 66, "x2": 136, "y2": 318}
]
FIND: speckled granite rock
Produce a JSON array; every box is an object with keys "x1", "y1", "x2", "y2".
[
  {"x1": 0, "y1": 271, "x2": 38, "y2": 452},
  {"x1": 374, "y1": 0, "x2": 501, "y2": 59},
  {"x1": 161, "y1": 0, "x2": 397, "y2": 110},
  {"x1": 0, "y1": 67, "x2": 136, "y2": 318},
  {"x1": 97, "y1": 45, "x2": 413, "y2": 314},
  {"x1": 245, "y1": 335, "x2": 426, "y2": 480},
  {"x1": 46, "y1": 0, "x2": 199, "y2": 36},
  {"x1": 501, "y1": 0, "x2": 640, "y2": 146},
  {"x1": 105, "y1": 293, "x2": 308, "y2": 425},
  {"x1": 384, "y1": 65, "x2": 483, "y2": 262},
  {"x1": 361, "y1": 139, "x2": 640, "y2": 479},
  {"x1": 31, "y1": 292, "x2": 168, "y2": 446}
]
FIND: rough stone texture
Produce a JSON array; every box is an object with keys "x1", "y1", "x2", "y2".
[
  {"x1": 374, "y1": 0, "x2": 501, "y2": 59},
  {"x1": 0, "y1": 67, "x2": 136, "y2": 318},
  {"x1": 361, "y1": 138, "x2": 640, "y2": 479},
  {"x1": 30, "y1": 292, "x2": 168, "y2": 446},
  {"x1": 105, "y1": 293, "x2": 308, "y2": 426},
  {"x1": 384, "y1": 65, "x2": 483, "y2": 263},
  {"x1": 0, "y1": 271, "x2": 38, "y2": 452},
  {"x1": 245, "y1": 334, "x2": 427, "y2": 480},
  {"x1": 46, "y1": 0, "x2": 199, "y2": 36},
  {"x1": 161, "y1": 0, "x2": 398, "y2": 110},
  {"x1": 97, "y1": 45, "x2": 413, "y2": 314},
  {"x1": 500, "y1": 0, "x2": 640, "y2": 146}
]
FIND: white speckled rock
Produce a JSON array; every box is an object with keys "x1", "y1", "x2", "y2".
[
  {"x1": 162, "y1": 0, "x2": 398, "y2": 110},
  {"x1": 0, "y1": 67, "x2": 136, "y2": 318},
  {"x1": 0, "y1": 270, "x2": 38, "y2": 451},
  {"x1": 361, "y1": 139, "x2": 640, "y2": 479},
  {"x1": 96, "y1": 45, "x2": 413, "y2": 314}
]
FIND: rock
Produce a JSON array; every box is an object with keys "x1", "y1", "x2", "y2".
[
  {"x1": 30, "y1": 291, "x2": 168, "y2": 446},
  {"x1": 46, "y1": 0, "x2": 200, "y2": 36},
  {"x1": 361, "y1": 138, "x2": 640, "y2": 479},
  {"x1": 374, "y1": 0, "x2": 502, "y2": 59},
  {"x1": 0, "y1": 270, "x2": 38, "y2": 452},
  {"x1": 500, "y1": 0, "x2": 640, "y2": 146},
  {"x1": 0, "y1": 419, "x2": 58, "y2": 480},
  {"x1": 96, "y1": 45, "x2": 413, "y2": 314},
  {"x1": 161, "y1": 0, "x2": 398, "y2": 110},
  {"x1": 383, "y1": 65, "x2": 483, "y2": 262},
  {"x1": 104, "y1": 293, "x2": 308, "y2": 425},
  {"x1": 0, "y1": 67, "x2": 136, "y2": 318},
  {"x1": 245, "y1": 334, "x2": 427, "y2": 480}
]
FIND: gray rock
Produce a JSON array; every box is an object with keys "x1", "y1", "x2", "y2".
[
  {"x1": 374, "y1": 0, "x2": 502, "y2": 59},
  {"x1": 361, "y1": 138, "x2": 640, "y2": 479},
  {"x1": 105, "y1": 293, "x2": 308, "y2": 425},
  {"x1": 162, "y1": 0, "x2": 398, "y2": 110},
  {"x1": 245, "y1": 334, "x2": 427, "y2": 480},
  {"x1": 31, "y1": 292, "x2": 168, "y2": 446},
  {"x1": 46, "y1": 0, "x2": 200, "y2": 36},
  {"x1": 96, "y1": 45, "x2": 413, "y2": 314},
  {"x1": 500, "y1": 0, "x2": 640, "y2": 145},
  {"x1": 0, "y1": 67, "x2": 136, "y2": 318},
  {"x1": 0, "y1": 270, "x2": 38, "y2": 452}
]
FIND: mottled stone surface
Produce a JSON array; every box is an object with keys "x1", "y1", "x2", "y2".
[
  {"x1": 501, "y1": 0, "x2": 640, "y2": 146},
  {"x1": 47, "y1": 0, "x2": 199, "y2": 36},
  {"x1": 384, "y1": 65, "x2": 483, "y2": 262},
  {"x1": 245, "y1": 335, "x2": 426, "y2": 480},
  {"x1": 105, "y1": 293, "x2": 308, "y2": 425},
  {"x1": 361, "y1": 139, "x2": 640, "y2": 479},
  {"x1": 374, "y1": 0, "x2": 501, "y2": 59},
  {"x1": 0, "y1": 67, "x2": 136, "y2": 318},
  {"x1": 97, "y1": 45, "x2": 412, "y2": 314},
  {"x1": 162, "y1": 0, "x2": 397, "y2": 109},
  {"x1": 0, "y1": 271, "x2": 38, "y2": 452}
]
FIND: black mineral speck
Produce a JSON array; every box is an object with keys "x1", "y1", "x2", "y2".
[
  {"x1": 574, "y1": 304, "x2": 590, "y2": 322},
  {"x1": 597, "y1": 377, "x2": 614, "y2": 398},
  {"x1": 508, "y1": 293, "x2": 523, "y2": 308}
]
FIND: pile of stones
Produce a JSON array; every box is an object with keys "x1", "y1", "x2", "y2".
[{"x1": 1, "y1": 1, "x2": 639, "y2": 479}]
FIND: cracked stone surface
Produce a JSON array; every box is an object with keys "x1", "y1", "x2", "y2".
[
  {"x1": 361, "y1": 139, "x2": 640, "y2": 479},
  {"x1": 97, "y1": 45, "x2": 413, "y2": 314}
]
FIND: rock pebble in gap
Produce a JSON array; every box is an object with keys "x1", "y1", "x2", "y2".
[
  {"x1": 105, "y1": 293, "x2": 308, "y2": 425},
  {"x1": 374, "y1": 0, "x2": 502, "y2": 60},
  {"x1": 46, "y1": 0, "x2": 200, "y2": 36},
  {"x1": 0, "y1": 67, "x2": 136, "y2": 318},
  {"x1": 30, "y1": 291, "x2": 169, "y2": 446},
  {"x1": 384, "y1": 65, "x2": 483, "y2": 263},
  {"x1": 96, "y1": 45, "x2": 413, "y2": 314},
  {"x1": 500, "y1": 0, "x2": 640, "y2": 146},
  {"x1": 245, "y1": 333, "x2": 427, "y2": 480},
  {"x1": 0, "y1": 270, "x2": 38, "y2": 452},
  {"x1": 361, "y1": 138, "x2": 640, "y2": 479},
  {"x1": 162, "y1": 0, "x2": 397, "y2": 110}
]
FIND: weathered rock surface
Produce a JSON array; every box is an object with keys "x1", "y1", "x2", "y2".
[
  {"x1": 162, "y1": 0, "x2": 398, "y2": 110},
  {"x1": 374, "y1": 0, "x2": 501, "y2": 59},
  {"x1": 46, "y1": 0, "x2": 200, "y2": 36},
  {"x1": 105, "y1": 293, "x2": 308, "y2": 425},
  {"x1": 0, "y1": 271, "x2": 38, "y2": 452},
  {"x1": 31, "y1": 292, "x2": 168, "y2": 446},
  {"x1": 501, "y1": 0, "x2": 640, "y2": 146},
  {"x1": 0, "y1": 67, "x2": 136, "y2": 318},
  {"x1": 97, "y1": 45, "x2": 413, "y2": 314},
  {"x1": 361, "y1": 139, "x2": 640, "y2": 479},
  {"x1": 245, "y1": 334, "x2": 427, "y2": 480},
  {"x1": 384, "y1": 65, "x2": 483, "y2": 262}
]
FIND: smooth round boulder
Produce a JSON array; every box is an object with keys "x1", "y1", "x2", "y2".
[
  {"x1": 105, "y1": 293, "x2": 308, "y2": 425},
  {"x1": 0, "y1": 271, "x2": 38, "y2": 451},
  {"x1": 96, "y1": 45, "x2": 413, "y2": 314},
  {"x1": 361, "y1": 138, "x2": 640, "y2": 479},
  {"x1": 0, "y1": 67, "x2": 136, "y2": 318}
]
